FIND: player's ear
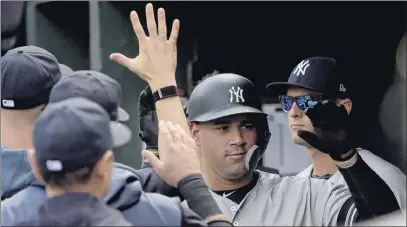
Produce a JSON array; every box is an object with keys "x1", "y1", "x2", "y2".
[
  {"x1": 27, "y1": 149, "x2": 45, "y2": 181},
  {"x1": 92, "y1": 150, "x2": 114, "y2": 183},
  {"x1": 339, "y1": 98, "x2": 352, "y2": 114},
  {"x1": 189, "y1": 123, "x2": 201, "y2": 146}
]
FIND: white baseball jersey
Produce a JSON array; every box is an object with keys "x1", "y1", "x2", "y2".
[
  {"x1": 297, "y1": 149, "x2": 406, "y2": 216},
  {"x1": 183, "y1": 171, "x2": 351, "y2": 226}
]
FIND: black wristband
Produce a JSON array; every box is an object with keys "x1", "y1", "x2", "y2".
[{"x1": 152, "y1": 85, "x2": 178, "y2": 103}]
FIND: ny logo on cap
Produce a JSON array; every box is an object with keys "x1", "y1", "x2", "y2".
[
  {"x1": 229, "y1": 86, "x2": 245, "y2": 103},
  {"x1": 293, "y1": 60, "x2": 310, "y2": 76}
]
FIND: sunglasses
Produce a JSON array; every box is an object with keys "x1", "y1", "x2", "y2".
[{"x1": 279, "y1": 95, "x2": 324, "y2": 112}]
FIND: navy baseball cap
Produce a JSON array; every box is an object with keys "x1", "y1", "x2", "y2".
[
  {"x1": 49, "y1": 70, "x2": 130, "y2": 122},
  {"x1": 266, "y1": 56, "x2": 349, "y2": 98},
  {"x1": 33, "y1": 97, "x2": 132, "y2": 173},
  {"x1": 1, "y1": 46, "x2": 67, "y2": 109}
]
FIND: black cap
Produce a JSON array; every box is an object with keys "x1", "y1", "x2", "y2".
[
  {"x1": 49, "y1": 70, "x2": 130, "y2": 122},
  {"x1": 33, "y1": 97, "x2": 132, "y2": 173},
  {"x1": 1, "y1": 46, "x2": 63, "y2": 109},
  {"x1": 266, "y1": 56, "x2": 349, "y2": 98}
]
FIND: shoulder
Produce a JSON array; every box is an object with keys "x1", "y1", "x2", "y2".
[
  {"x1": 122, "y1": 191, "x2": 182, "y2": 226},
  {"x1": 358, "y1": 148, "x2": 405, "y2": 178},
  {"x1": 1, "y1": 186, "x2": 45, "y2": 226},
  {"x1": 141, "y1": 192, "x2": 182, "y2": 212}
]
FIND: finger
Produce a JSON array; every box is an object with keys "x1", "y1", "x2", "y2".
[
  {"x1": 145, "y1": 3, "x2": 158, "y2": 38},
  {"x1": 169, "y1": 19, "x2": 180, "y2": 44},
  {"x1": 297, "y1": 130, "x2": 324, "y2": 152},
  {"x1": 157, "y1": 8, "x2": 167, "y2": 42},
  {"x1": 129, "y1": 11, "x2": 147, "y2": 46},
  {"x1": 159, "y1": 120, "x2": 174, "y2": 144},
  {"x1": 175, "y1": 124, "x2": 193, "y2": 146},
  {"x1": 109, "y1": 53, "x2": 132, "y2": 68},
  {"x1": 166, "y1": 121, "x2": 182, "y2": 144},
  {"x1": 142, "y1": 150, "x2": 164, "y2": 172}
]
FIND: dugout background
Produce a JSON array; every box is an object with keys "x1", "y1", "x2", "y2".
[{"x1": 2, "y1": 1, "x2": 406, "y2": 173}]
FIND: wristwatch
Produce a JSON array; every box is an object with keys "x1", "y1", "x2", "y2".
[{"x1": 152, "y1": 85, "x2": 179, "y2": 103}]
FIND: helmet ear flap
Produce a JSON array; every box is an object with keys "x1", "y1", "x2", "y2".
[
  {"x1": 243, "y1": 115, "x2": 271, "y2": 171},
  {"x1": 254, "y1": 115, "x2": 271, "y2": 149}
]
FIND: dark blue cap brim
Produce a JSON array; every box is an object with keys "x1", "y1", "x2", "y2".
[
  {"x1": 266, "y1": 82, "x2": 321, "y2": 96},
  {"x1": 118, "y1": 107, "x2": 130, "y2": 122},
  {"x1": 110, "y1": 122, "x2": 132, "y2": 148}
]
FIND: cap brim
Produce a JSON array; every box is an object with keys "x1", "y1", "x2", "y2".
[
  {"x1": 192, "y1": 105, "x2": 266, "y2": 122},
  {"x1": 265, "y1": 82, "x2": 320, "y2": 96},
  {"x1": 59, "y1": 64, "x2": 74, "y2": 77},
  {"x1": 110, "y1": 122, "x2": 132, "y2": 148},
  {"x1": 117, "y1": 107, "x2": 130, "y2": 122}
]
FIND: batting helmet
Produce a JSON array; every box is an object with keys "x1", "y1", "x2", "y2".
[{"x1": 188, "y1": 73, "x2": 271, "y2": 171}]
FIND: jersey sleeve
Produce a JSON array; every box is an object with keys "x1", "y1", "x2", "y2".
[
  {"x1": 321, "y1": 181, "x2": 352, "y2": 225},
  {"x1": 358, "y1": 149, "x2": 406, "y2": 214}
]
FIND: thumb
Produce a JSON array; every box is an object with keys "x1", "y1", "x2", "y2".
[
  {"x1": 142, "y1": 150, "x2": 164, "y2": 172},
  {"x1": 109, "y1": 53, "x2": 132, "y2": 69},
  {"x1": 297, "y1": 130, "x2": 323, "y2": 152}
]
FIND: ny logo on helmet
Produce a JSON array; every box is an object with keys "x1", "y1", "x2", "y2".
[
  {"x1": 293, "y1": 60, "x2": 310, "y2": 76},
  {"x1": 229, "y1": 86, "x2": 245, "y2": 103}
]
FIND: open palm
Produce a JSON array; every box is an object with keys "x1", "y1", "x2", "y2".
[{"x1": 110, "y1": 3, "x2": 179, "y2": 85}]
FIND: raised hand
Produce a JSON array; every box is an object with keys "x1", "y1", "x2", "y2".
[
  {"x1": 142, "y1": 121, "x2": 201, "y2": 187},
  {"x1": 110, "y1": 3, "x2": 180, "y2": 90},
  {"x1": 297, "y1": 100, "x2": 357, "y2": 162}
]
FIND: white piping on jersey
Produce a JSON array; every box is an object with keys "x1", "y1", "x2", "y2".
[
  {"x1": 349, "y1": 206, "x2": 358, "y2": 226},
  {"x1": 345, "y1": 203, "x2": 356, "y2": 226}
]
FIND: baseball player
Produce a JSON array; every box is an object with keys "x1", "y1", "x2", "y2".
[
  {"x1": 1, "y1": 45, "x2": 73, "y2": 200},
  {"x1": 13, "y1": 97, "x2": 133, "y2": 226},
  {"x1": 111, "y1": 3, "x2": 400, "y2": 225},
  {"x1": 267, "y1": 56, "x2": 406, "y2": 215},
  {"x1": 136, "y1": 84, "x2": 277, "y2": 198}
]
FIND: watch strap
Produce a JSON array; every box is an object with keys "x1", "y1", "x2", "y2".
[{"x1": 152, "y1": 85, "x2": 179, "y2": 103}]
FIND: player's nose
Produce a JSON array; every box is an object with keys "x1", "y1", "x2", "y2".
[
  {"x1": 229, "y1": 127, "x2": 246, "y2": 147},
  {"x1": 289, "y1": 102, "x2": 303, "y2": 118}
]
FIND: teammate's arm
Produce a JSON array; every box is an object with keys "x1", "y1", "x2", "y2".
[
  {"x1": 178, "y1": 175, "x2": 232, "y2": 226},
  {"x1": 297, "y1": 101, "x2": 400, "y2": 225},
  {"x1": 336, "y1": 153, "x2": 400, "y2": 223}
]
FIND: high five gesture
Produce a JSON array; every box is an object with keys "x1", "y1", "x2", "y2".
[{"x1": 110, "y1": 3, "x2": 180, "y2": 91}]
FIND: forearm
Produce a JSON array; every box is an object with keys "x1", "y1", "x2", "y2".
[
  {"x1": 150, "y1": 79, "x2": 189, "y2": 134},
  {"x1": 178, "y1": 174, "x2": 230, "y2": 225},
  {"x1": 338, "y1": 154, "x2": 400, "y2": 220}
]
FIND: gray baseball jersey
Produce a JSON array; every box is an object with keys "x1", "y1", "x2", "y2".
[
  {"x1": 297, "y1": 149, "x2": 406, "y2": 216},
  {"x1": 183, "y1": 171, "x2": 351, "y2": 226}
]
